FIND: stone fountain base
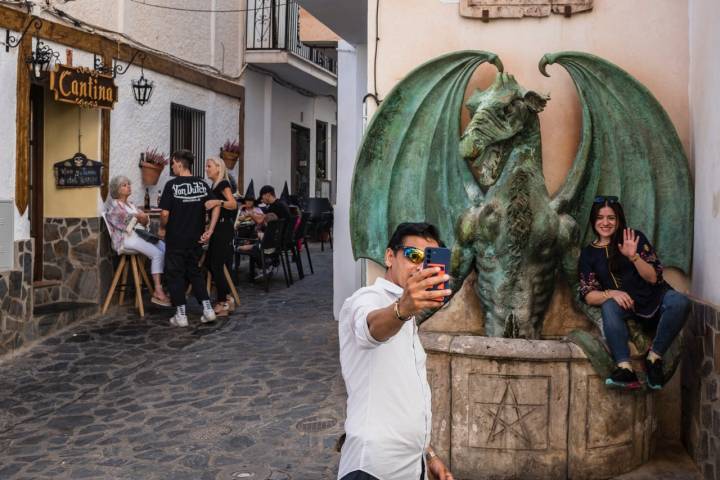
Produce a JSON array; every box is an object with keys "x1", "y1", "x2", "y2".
[{"x1": 421, "y1": 332, "x2": 655, "y2": 480}]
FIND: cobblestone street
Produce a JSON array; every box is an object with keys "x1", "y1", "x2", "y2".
[
  {"x1": 0, "y1": 244, "x2": 703, "y2": 480},
  {"x1": 0, "y1": 246, "x2": 345, "y2": 479}
]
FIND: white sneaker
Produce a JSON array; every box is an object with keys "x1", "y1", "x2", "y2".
[
  {"x1": 201, "y1": 308, "x2": 216, "y2": 324},
  {"x1": 169, "y1": 313, "x2": 189, "y2": 327}
]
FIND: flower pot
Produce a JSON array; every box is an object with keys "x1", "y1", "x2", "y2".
[
  {"x1": 140, "y1": 161, "x2": 164, "y2": 185},
  {"x1": 221, "y1": 150, "x2": 239, "y2": 170}
]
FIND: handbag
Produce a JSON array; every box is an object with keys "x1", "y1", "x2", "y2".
[{"x1": 134, "y1": 226, "x2": 161, "y2": 244}]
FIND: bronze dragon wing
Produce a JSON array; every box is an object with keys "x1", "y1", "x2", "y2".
[
  {"x1": 350, "y1": 51, "x2": 504, "y2": 264},
  {"x1": 543, "y1": 52, "x2": 693, "y2": 273}
]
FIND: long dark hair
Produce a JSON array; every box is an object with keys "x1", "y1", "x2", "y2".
[{"x1": 589, "y1": 200, "x2": 629, "y2": 272}]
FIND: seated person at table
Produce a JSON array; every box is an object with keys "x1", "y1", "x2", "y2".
[
  {"x1": 259, "y1": 185, "x2": 291, "y2": 221},
  {"x1": 105, "y1": 175, "x2": 170, "y2": 306},
  {"x1": 235, "y1": 195, "x2": 264, "y2": 231}
]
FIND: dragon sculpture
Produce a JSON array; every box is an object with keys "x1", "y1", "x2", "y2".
[{"x1": 350, "y1": 51, "x2": 692, "y2": 345}]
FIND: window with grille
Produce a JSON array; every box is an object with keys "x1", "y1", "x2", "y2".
[{"x1": 170, "y1": 103, "x2": 206, "y2": 177}]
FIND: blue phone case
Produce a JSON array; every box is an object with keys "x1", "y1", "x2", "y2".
[{"x1": 423, "y1": 247, "x2": 451, "y2": 291}]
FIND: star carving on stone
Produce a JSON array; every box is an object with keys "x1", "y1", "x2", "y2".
[{"x1": 484, "y1": 381, "x2": 541, "y2": 447}]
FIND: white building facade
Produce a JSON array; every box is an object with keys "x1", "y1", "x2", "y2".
[{"x1": 0, "y1": 0, "x2": 338, "y2": 355}]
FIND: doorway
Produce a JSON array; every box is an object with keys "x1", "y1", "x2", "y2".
[
  {"x1": 29, "y1": 84, "x2": 44, "y2": 281},
  {"x1": 291, "y1": 124, "x2": 310, "y2": 199}
]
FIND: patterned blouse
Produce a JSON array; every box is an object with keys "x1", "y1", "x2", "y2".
[
  {"x1": 577, "y1": 230, "x2": 670, "y2": 318},
  {"x1": 104, "y1": 200, "x2": 139, "y2": 253}
]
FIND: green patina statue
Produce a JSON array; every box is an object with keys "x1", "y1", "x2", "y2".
[{"x1": 350, "y1": 51, "x2": 692, "y2": 347}]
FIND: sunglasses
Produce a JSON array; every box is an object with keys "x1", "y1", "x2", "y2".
[
  {"x1": 594, "y1": 195, "x2": 619, "y2": 204},
  {"x1": 399, "y1": 246, "x2": 425, "y2": 264}
]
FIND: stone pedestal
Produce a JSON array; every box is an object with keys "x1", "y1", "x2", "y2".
[{"x1": 421, "y1": 333, "x2": 654, "y2": 480}]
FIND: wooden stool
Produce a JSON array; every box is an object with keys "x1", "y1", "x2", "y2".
[
  {"x1": 186, "y1": 253, "x2": 241, "y2": 307},
  {"x1": 102, "y1": 253, "x2": 153, "y2": 317}
]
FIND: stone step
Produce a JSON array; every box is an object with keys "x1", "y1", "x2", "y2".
[
  {"x1": 32, "y1": 280, "x2": 62, "y2": 307},
  {"x1": 33, "y1": 301, "x2": 99, "y2": 338},
  {"x1": 0, "y1": 302, "x2": 99, "y2": 358}
]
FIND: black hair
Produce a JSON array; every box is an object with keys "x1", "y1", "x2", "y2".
[
  {"x1": 171, "y1": 149, "x2": 194, "y2": 170},
  {"x1": 387, "y1": 222, "x2": 443, "y2": 251},
  {"x1": 259, "y1": 185, "x2": 275, "y2": 197},
  {"x1": 589, "y1": 200, "x2": 629, "y2": 272}
]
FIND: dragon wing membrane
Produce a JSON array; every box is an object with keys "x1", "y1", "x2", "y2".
[
  {"x1": 543, "y1": 52, "x2": 693, "y2": 272},
  {"x1": 351, "y1": 51, "x2": 502, "y2": 264}
]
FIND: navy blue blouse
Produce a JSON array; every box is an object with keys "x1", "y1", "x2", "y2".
[{"x1": 578, "y1": 230, "x2": 669, "y2": 318}]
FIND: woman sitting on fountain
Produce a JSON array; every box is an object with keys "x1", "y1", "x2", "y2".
[{"x1": 578, "y1": 196, "x2": 689, "y2": 391}]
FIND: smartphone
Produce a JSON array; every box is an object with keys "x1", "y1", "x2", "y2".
[{"x1": 423, "y1": 247, "x2": 451, "y2": 294}]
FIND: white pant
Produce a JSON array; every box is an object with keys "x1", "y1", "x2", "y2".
[{"x1": 123, "y1": 233, "x2": 166, "y2": 275}]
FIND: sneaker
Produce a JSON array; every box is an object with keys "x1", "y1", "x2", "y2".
[
  {"x1": 169, "y1": 313, "x2": 189, "y2": 327},
  {"x1": 201, "y1": 308, "x2": 217, "y2": 324},
  {"x1": 605, "y1": 367, "x2": 642, "y2": 390},
  {"x1": 645, "y1": 357, "x2": 665, "y2": 390}
]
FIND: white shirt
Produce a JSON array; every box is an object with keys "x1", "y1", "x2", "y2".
[{"x1": 337, "y1": 278, "x2": 431, "y2": 480}]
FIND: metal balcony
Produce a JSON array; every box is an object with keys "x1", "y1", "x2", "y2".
[{"x1": 246, "y1": 0, "x2": 337, "y2": 95}]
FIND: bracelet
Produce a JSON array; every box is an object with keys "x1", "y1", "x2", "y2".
[
  {"x1": 630, "y1": 254, "x2": 640, "y2": 263},
  {"x1": 394, "y1": 301, "x2": 411, "y2": 322},
  {"x1": 603, "y1": 290, "x2": 610, "y2": 299}
]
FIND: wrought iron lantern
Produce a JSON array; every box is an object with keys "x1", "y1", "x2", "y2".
[
  {"x1": 94, "y1": 51, "x2": 154, "y2": 106},
  {"x1": 26, "y1": 38, "x2": 58, "y2": 80},
  {"x1": 131, "y1": 64, "x2": 154, "y2": 106}
]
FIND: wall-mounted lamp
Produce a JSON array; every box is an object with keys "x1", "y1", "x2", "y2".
[
  {"x1": 94, "y1": 50, "x2": 155, "y2": 106},
  {"x1": 27, "y1": 38, "x2": 59, "y2": 80},
  {"x1": 94, "y1": 50, "x2": 146, "y2": 78},
  {"x1": 132, "y1": 63, "x2": 154, "y2": 106}
]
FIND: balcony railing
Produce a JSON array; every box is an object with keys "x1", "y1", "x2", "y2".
[{"x1": 246, "y1": 0, "x2": 337, "y2": 75}]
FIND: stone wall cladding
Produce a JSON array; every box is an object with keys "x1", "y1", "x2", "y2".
[
  {"x1": 0, "y1": 239, "x2": 33, "y2": 355},
  {"x1": 43, "y1": 217, "x2": 113, "y2": 303},
  {"x1": 682, "y1": 299, "x2": 720, "y2": 480}
]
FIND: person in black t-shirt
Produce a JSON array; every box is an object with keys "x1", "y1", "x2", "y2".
[
  {"x1": 259, "y1": 185, "x2": 291, "y2": 220},
  {"x1": 159, "y1": 149, "x2": 220, "y2": 327},
  {"x1": 204, "y1": 157, "x2": 238, "y2": 317}
]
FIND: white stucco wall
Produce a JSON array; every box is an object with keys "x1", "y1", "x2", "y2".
[
  {"x1": 0, "y1": 35, "x2": 25, "y2": 240},
  {"x1": 110, "y1": 64, "x2": 240, "y2": 206},
  {"x1": 0, "y1": 32, "x2": 240, "y2": 240},
  {"x1": 333, "y1": 40, "x2": 367, "y2": 319},
  {"x1": 689, "y1": 0, "x2": 720, "y2": 306},
  {"x1": 57, "y1": 0, "x2": 245, "y2": 76},
  {"x1": 242, "y1": 68, "x2": 337, "y2": 196}
]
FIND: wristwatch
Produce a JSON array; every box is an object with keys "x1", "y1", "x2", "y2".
[{"x1": 220, "y1": 200, "x2": 225, "y2": 208}]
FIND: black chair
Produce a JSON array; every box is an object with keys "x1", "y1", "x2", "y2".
[
  {"x1": 295, "y1": 211, "x2": 314, "y2": 275},
  {"x1": 305, "y1": 198, "x2": 334, "y2": 250},
  {"x1": 318, "y1": 211, "x2": 333, "y2": 251},
  {"x1": 235, "y1": 219, "x2": 288, "y2": 291},
  {"x1": 280, "y1": 216, "x2": 298, "y2": 284}
]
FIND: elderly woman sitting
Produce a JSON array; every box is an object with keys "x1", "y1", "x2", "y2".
[{"x1": 105, "y1": 175, "x2": 170, "y2": 306}]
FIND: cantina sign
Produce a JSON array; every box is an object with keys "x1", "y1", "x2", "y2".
[{"x1": 49, "y1": 64, "x2": 118, "y2": 110}]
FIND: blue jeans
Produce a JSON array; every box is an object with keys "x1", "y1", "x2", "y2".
[{"x1": 601, "y1": 290, "x2": 690, "y2": 364}]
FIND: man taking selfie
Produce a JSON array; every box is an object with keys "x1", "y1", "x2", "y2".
[{"x1": 337, "y1": 223, "x2": 454, "y2": 480}]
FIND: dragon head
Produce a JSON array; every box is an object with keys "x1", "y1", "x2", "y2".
[{"x1": 460, "y1": 72, "x2": 548, "y2": 189}]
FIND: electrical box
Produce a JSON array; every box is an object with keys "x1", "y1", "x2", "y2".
[{"x1": 0, "y1": 200, "x2": 13, "y2": 271}]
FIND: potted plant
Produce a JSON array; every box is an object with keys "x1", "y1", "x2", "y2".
[
  {"x1": 220, "y1": 139, "x2": 240, "y2": 170},
  {"x1": 139, "y1": 147, "x2": 168, "y2": 185}
]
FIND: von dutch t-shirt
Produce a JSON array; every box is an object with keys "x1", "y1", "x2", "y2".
[{"x1": 159, "y1": 176, "x2": 211, "y2": 250}]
